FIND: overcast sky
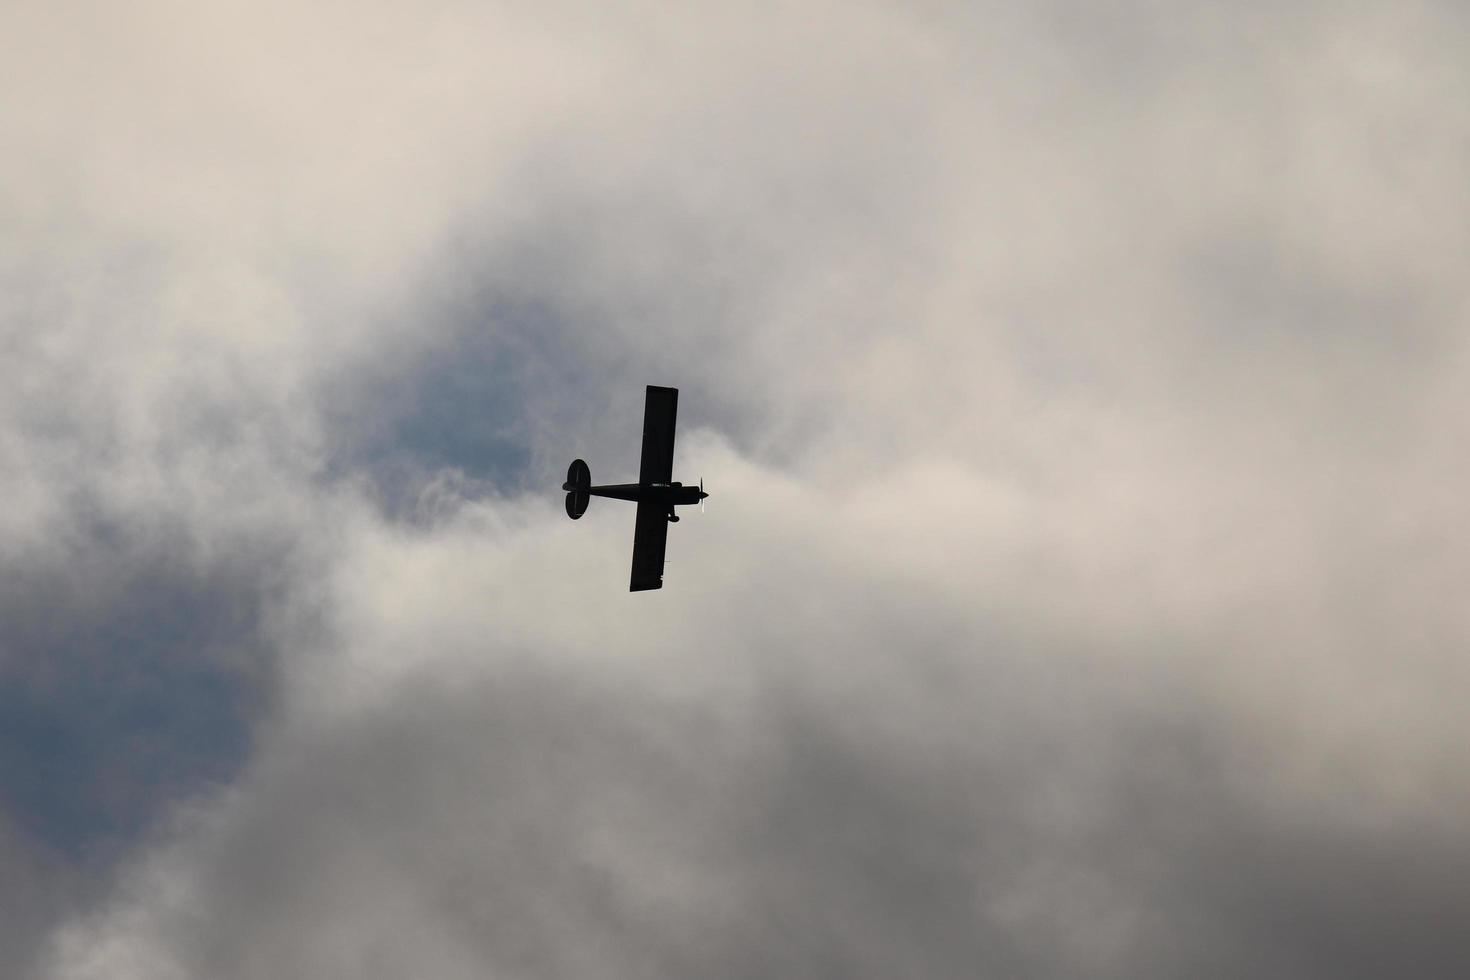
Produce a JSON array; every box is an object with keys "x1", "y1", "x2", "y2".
[{"x1": 3, "y1": 1, "x2": 1469, "y2": 976}]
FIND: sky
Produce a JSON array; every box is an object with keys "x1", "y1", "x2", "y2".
[{"x1": 2, "y1": 1, "x2": 1469, "y2": 976}]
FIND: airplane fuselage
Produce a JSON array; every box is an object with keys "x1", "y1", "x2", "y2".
[{"x1": 585, "y1": 482, "x2": 705, "y2": 509}]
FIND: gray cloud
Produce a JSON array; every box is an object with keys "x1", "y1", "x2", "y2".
[{"x1": 3, "y1": 0, "x2": 1468, "y2": 977}]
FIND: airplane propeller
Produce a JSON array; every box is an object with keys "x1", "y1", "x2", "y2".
[{"x1": 700, "y1": 477, "x2": 706, "y2": 514}]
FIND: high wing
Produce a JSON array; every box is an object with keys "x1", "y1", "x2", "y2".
[
  {"x1": 637, "y1": 385, "x2": 679, "y2": 486},
  {"x1": 629, "y1": 499, "x2": 669, "y2": 591}
]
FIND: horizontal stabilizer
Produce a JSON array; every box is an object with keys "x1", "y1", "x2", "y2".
[
  {"x1": 563, "y1": 459, "x2": 591, "y2": 519},
  {"x1": 564, "y1": 458, "x2": 591, "y2": 493}
]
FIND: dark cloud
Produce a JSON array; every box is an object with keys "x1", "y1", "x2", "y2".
[
  {"x1": 0, "y1": 531, "x2": 274, "y2": 862},
  {"x1": 0, "y1": 501, "x2": 315, "y2": 979}
]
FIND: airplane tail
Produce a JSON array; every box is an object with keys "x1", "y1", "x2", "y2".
[{"x1": 563, "y1": 458, "x2": 591, "y2": 519}]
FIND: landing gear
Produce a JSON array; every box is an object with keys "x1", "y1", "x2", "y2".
[{"x1": 667, "y1": 511, "x2": 680, "y2": 523}]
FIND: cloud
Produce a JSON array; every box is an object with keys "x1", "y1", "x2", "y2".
[{"x1": 2, "y1": 0, "x2": 1468, "y2": 977}]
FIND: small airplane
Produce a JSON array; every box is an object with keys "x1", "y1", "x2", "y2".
[{"x1": 563, "y1": 385, "x2": 709, "y2": 591}]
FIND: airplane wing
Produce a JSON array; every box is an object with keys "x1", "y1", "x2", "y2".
[
  {"x1": 629, "y1": 499, "x2": 669, "y2": 591},
  {"x1": 637, "y1": 385, "x2": 679, "y2": 486}
]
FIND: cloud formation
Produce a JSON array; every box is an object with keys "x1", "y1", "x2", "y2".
[{"x1": 2, "y1": 0, "x2": 1468, "y2": 976}]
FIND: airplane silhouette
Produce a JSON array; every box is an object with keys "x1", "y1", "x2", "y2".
[{"x1": 563, "y1": 385, "x2": 709, "y2": 591}]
